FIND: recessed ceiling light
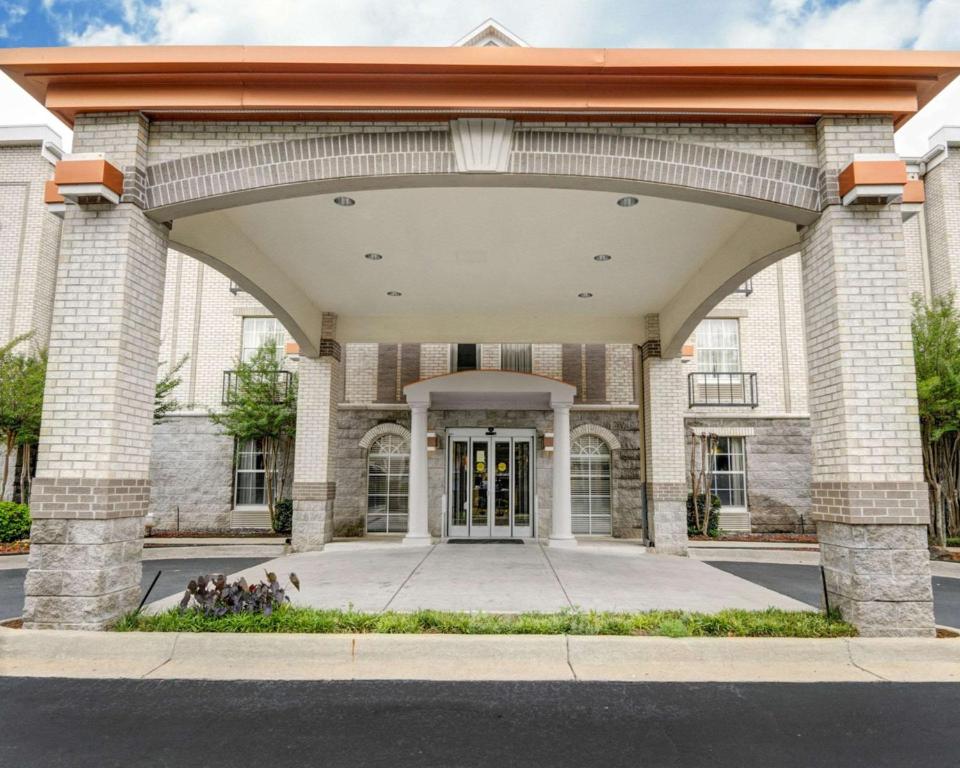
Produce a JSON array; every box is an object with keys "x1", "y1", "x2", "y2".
[
  {"x1": 593, "y1": 254, "x2": 612, "y2": 262},
  {"x1": 617, "y1": 196, "x2": 639, "y2": 207},
  {"x1": 334, "y1": 196, "x2": 355, "y2": 206},
  {"x1": 578, "y1": 292, "x2": 594, "y2": 299},
  {"x1": 364, "y1": 253, "x2": 383, "y2": 261},
  {"x1": 387, "y1": 291, "x2": 402, "y2": 297}
]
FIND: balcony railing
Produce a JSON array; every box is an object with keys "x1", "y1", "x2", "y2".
[
  {"x1": 688, "y1": 372, "x2": 758, "y2": 408},
  {"x1": 732, "y1": 278, "x2": 753, "y2": 296},
  {"x1": 222, "y1": 369, "x2": 292, "y2": 405}
]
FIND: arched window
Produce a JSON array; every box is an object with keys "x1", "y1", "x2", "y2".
[
  {"x1": 366, "y1": 434, "x2": 410, "y2": 533},
  {"x1": 571, "y1": 435, "x2": 612, "y2": 535}
]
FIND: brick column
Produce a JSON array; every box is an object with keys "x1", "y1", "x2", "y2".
[
  {"x1": 290, "y1": 315, "x2": 342, "y2": 552},
  {"x1": 640, "y1": 325, "x2": 688, "y2": 556},
  {"x1": 23, "y1": 116, "x2": 168, "y2": 629},
  {"x1": 801, "y1": 116, "x2": 934, "y2": 637}
]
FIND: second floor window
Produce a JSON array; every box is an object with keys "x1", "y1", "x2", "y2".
[
  {"x1": 241, "y1": 317, "x2": 285, "y2": 362},
  {"x1": 453, "y1": 343, "x2": 478, "y2": 372},
  {"x1": 501, "y1": 344, "x2": 532, "y2": 373},
  {"x1": 696, "y1": 319, "x2": 740, "y2": 373}
]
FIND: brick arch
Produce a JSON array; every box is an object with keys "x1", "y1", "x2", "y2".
[
  {"x1": 570, "y1": 423, "x2": 622, "y2": 451},
  {"x1": 144, "y1": 128, "x2": 821, "y2": 223},
  {"x1": 358, "y1": 422, "x2": 411, "y2": 450}
]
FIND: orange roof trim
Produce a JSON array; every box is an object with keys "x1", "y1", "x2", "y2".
[{"x1": 2, "y1": 46, "x2": 959, "y2": 127}]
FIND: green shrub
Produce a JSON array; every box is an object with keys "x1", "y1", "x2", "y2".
[
  {"x1": 0, "y1": 502, "x2": 31, "y2": 543},
  {"x1": 687, "y1": 493, "x2": 721, "y2": 537},
  {"x1": 272, "y1": 498, "x2": 293, "y2": 535}
]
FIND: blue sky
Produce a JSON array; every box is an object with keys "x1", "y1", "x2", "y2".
[{"x1": 1, "y1": 0, "x2": 959, "y2": 152}]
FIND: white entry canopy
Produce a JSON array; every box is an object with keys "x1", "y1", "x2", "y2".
[{"x1": 403, "y1": 370, "x2": 576, "y2": 409}]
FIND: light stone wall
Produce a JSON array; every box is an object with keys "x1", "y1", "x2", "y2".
[
  {"x1": 924, "y1": 152, "x2": 960, "y2": 301},
  {"x1": 149, "y1": 415, "x2": 234, "y2": 531},
  {"x1": 0, "y1": 144, "x2": 62, "y2": 348},
  {"x1": 0, "y1": 141, "x2": 62, "y2": 499},
  {"x1": 145, "y1": 120, "x2": 818, "y2": 169},
  {"x1": 688, "y1": 253, "x2": 808, "y2": 418},
  {"x1": 801, "y1": 116, "x2": 933, "y2": 636}
]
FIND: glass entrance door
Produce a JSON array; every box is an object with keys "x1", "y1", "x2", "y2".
[{"x1": 447, "y1": 430, "x2": 534, "y2": 538}]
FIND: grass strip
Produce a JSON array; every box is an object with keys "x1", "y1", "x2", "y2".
[{"x1": 115, "y1": 607, "x2": 855, "y2": 638}]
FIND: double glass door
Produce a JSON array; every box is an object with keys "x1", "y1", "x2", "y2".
[{"x1": 448, "y1": 429, "x2": 534, "y2": 538}]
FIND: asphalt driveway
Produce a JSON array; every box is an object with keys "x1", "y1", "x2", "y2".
[
  {"x1": 0, "y1": 556, "x2": 274, "y2": 621},
  {"x1": 707, "y1": 561, "x2": 960, "y2": 628}
]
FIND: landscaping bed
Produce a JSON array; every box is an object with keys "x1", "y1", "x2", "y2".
[
  {"x1": 146, "y1": 530, "x2": 283, "y2": 538},
  {"x1": 688, "y1": 533, "x2": 818, "y2": 544},
  {"x1": 116, "y1": 607, "x2": 855, "y2": 638},
  {"x1": 0, "y1": 540, "x2": 28, "y2": 555}
]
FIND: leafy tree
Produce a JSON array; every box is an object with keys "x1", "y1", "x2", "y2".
[
  {"x1": 210, "y1": 343, "x2": 297, "y2": 518},
  {"x1": 0, "y1": 334, "x2": 46, "y2": 504},
  {"x1": 912, "y1": 294, "x2": 960, "y2": 545},
  {"x1": 155, "y1": 355, "x2": 189, "y2": 423}
]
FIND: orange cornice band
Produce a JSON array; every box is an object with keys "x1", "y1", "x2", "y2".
[
  {"x1": 54, "y1": 159, "x2": 124, "y2": 197},
  {"x1": 1, "y1": 46, "x2": 959, "y2": 127},
  {"x1": 837, "y1": 160, "x2": 908, "y2": 198},
  {"x1": 902, "y1": 179, "x2": 926, "y2": 205},
  {"x1": 43, "y1": 179, "x2": 64, "y2": 204}
]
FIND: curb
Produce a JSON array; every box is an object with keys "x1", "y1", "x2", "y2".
[{"x1": 1, "y1": 627, "x2": 957, "y2": 682}]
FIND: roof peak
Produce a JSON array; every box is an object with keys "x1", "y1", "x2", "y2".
[{"x1": 453, "y1": 18, "x2": 529, "y2": 48}]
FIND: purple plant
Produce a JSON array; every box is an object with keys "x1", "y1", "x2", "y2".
[{"x1": 179, "y1": 570, "x2": 300, "y2": 618}]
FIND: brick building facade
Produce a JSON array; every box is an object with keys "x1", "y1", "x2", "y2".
[{"x1": 1, "y1": 29, "x2": 957, "y2": 634}]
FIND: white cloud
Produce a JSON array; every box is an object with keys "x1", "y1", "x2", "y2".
[
  {"x1": 722, "y1": 0, "x2": 925, "y2": 49},
  {"x1": 5, "y1": 0, "x2": 960, "y2": 158}
]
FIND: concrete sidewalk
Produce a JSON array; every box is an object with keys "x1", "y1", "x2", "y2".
[
  {"x1": 1, "y1": 627, "x2": 958, "y2": 682},
  {"x1": 150, "y1": 541, "x2": 811, "y2": 614}
]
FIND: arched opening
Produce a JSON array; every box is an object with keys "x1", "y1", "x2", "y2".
[
  {"x1": 365, "y1": 433, "x2": 410, "y2": 534},
  {"x1": 571, "y1": 434, "x2": 613, "y2": 535}
]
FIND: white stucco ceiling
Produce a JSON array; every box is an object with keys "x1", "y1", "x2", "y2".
[{"x1": 170, "y1": 186, "x2": 799, "y2": 350}]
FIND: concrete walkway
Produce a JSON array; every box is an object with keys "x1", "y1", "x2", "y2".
[
  {"x1": 2, "y1": 627, "x2": 958, "y2": 682},
  {"x1": 150, "y1": 540, "x2": 810, "y2": 614}
]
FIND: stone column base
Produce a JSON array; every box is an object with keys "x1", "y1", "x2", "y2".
[
  {"x1": 818, "y1": 521, "x2": 935, "y2": 637},
  {"x1": 23, "y1": 516, "x2": 144, "y2": 630},
  {"x1": 290, "y1": 482, "x2": 335, "y2": 552},
  {"x1": 647, "y1": 483, "x2": 689, "y2": 556}
]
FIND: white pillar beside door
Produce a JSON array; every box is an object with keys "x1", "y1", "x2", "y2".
[
  {"x1": 403, "y1": 400, "x2": 432, "y2": 545},
  {"x1": 549, "y1": 400, "x2": 577, "y2": 547}
]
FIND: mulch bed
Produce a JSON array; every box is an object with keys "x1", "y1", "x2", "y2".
[
  {"x1": 688, "y1": 533, "x2": 819, "y2": 544},
  {"x1": 146, "y1": 530, "x2": 283, "y2": 539},
  {"x1": 930, "y1": 547, "x2": 960, "y2": 563},
  {"x1": 0, "y1": 541, "x2": 29, "y2": 555}
]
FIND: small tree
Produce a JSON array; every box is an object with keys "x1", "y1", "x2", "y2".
[
  {"x1": 155, "y1": 355, "x2": 189, "y2": 423},
  {"x1": 688, "y1": 429, "x2": 720, "y2": 536},
  {"x1": 912, "y1": 294, "x2": 960, "y2": 545},
  {"x1": 210, "y1": 343, "x2": 297, "y2": 519},
  {"x1": 0, "y1": 334, "x2": 46, "y2": 504}
]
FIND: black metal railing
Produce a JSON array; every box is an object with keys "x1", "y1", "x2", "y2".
[
  {"x1": 222, "y1": 369, "x2": 292, "y2": 405},
  {"x1": 733, "y1": 278, "x2": 753, "y2": 296},
  {"x1": 688, "y1": 372, "x2": 758, "y2": 407},
  {"x1": 229, "y1": 280, "x2": 243, "y2": 295}
]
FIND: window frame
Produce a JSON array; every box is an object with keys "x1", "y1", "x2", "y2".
[
  {"x1": 709, "y1": 436, "x2": 748, "y2": 510},
  {"x1": 451, "y1": 343, "x2": 479, "y2": 372},
  {"x1": 366, "y1": 433, "x2": 411, "y2": 534},
  {"x1": 233, "y1": 438, "x2": 271, "y2": 510},
  {"x1": 696, "y1": 318, "x2": 741, "y2": 373},
  {"x1": 500, "y1": 343, "x2": 533, "y2": 373},
  {"x1": 570, "y1": 434, "x2": 613, "y2": 535},
  {"x1": 240, "y1": 316, "x2": 286, "y2": 363}
]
